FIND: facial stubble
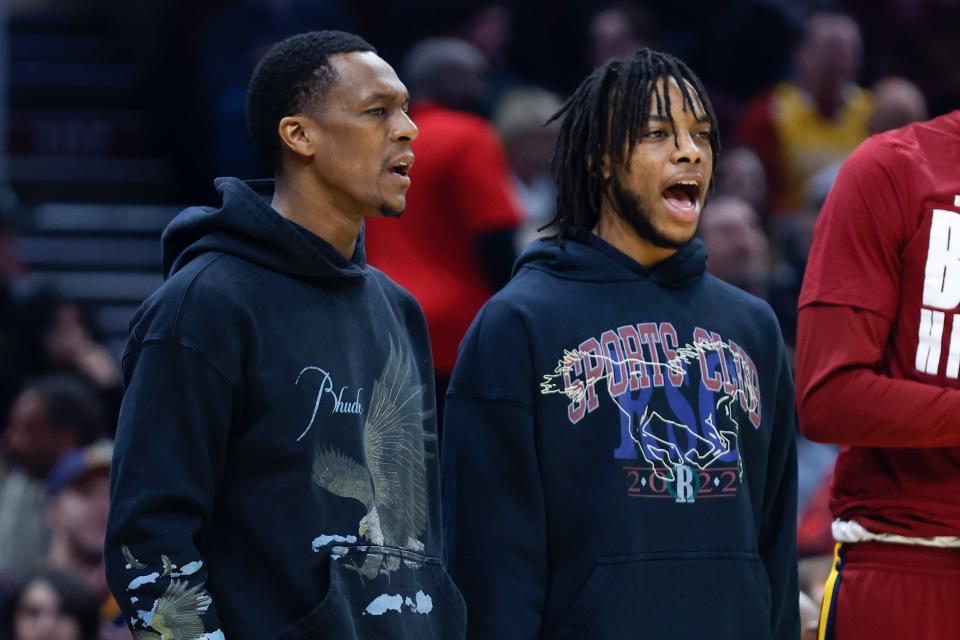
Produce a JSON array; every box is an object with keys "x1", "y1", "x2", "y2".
[{"x1": 608, "y1": 176, "x2": 694, "y2": 250}]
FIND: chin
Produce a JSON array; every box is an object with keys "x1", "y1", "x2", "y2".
[
  {"x1": 378, "y1": 203, "x2": 405, "y2": 218},
  {"x1": 652, "y1": 215, "x2": 699, "y2": 247}
]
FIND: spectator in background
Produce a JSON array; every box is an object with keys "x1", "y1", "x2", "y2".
[
  {"x1": 586, "y1": 3, "x2": 659, "y2": 69},
  {"x1": 802, "y1": 76, "x2": 928, "y2": 216},
  {"x1": 868, "y1": 76, "x2": 927, "y2": 135},
  {"x1": 738, "y1": 11, "x2": 872, "y2": 215},
  {"x1": 364, "y1": 37, "x2": 521, "y2": 430},
  {"x1": 714, "y1": 146, "x2": 769, "y2": 224},
  {"x1": 493, "y1": 87, "x2": 562, "y2": 245},
  {"x1": 44, "y1": 443, "x2": 113, "y2": 627},
  {"x1": 445, "y1": 3, "x2": 520, "y2": 113},
  {"x1": 700, "y1": 194, "x2": 801, "y2": 349},
  {"x1": 11, "y1": 288, "x2": 120, "y2": 427},
  {"x1": 700, "y1": 195, "x2": 770, "y2": 298},
  {"x1": 0, "y1": 376, "x2": 104, "y2": 581},
  {"x1": 0, "y1": 569, "x2": 100, "y2": 640}
]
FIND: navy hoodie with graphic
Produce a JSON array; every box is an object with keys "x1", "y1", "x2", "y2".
[
  {"x1": 105, "y1": 178, "x2": 466, "y2": 640},
  {"x1": 442, "y1": 232, "x2": 799, "y2": 639}
]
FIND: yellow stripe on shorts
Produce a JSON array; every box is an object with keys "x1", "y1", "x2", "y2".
[{"x1": 818, "y1": 543, "x2": 844, "y2": 640}]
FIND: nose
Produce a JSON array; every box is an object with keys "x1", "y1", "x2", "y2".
[
  {"x1": 392, "y1": 110, "x2": 418, "y2": 143},
  {"x1": 671, "y1": 129, "x2": 703, "y2": 165}
]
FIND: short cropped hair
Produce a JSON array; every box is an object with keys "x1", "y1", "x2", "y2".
[{"x1": 246, "y1": 30, "x2": 376, "y2": 169}]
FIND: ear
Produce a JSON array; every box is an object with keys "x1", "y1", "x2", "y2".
[{"x1": 277, "y1": 116, "x2": 316, "y2": 160}]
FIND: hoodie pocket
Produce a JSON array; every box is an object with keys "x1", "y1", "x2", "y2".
[
  {"x1": 550, "y1": 551, "x2": 772, "y2": 640},
  {"x1": 273, "y1": 545, "x2": 466, "y2": 640}
]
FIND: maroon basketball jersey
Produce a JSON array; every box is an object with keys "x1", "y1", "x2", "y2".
[{"x1": 801, "y1": 111, "x2": 960, "y2": 537}]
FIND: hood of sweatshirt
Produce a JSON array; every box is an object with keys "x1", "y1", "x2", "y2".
[
  {"x1": 513, "y1": 230, "x2": 707, "y2": 289},
  {"x1": 162, "y1": 177, "x2": 366, "y2": 280}
]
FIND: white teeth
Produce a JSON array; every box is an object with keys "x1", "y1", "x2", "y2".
[{"x1": 676, "y1": 180, "x2": 698, "y2": 186}]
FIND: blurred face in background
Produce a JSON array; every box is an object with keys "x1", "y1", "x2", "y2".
[
  {"x1": 716, "y1": 147, "x2": 768, "y2": 214},
  {"x1": 700, "y1": 196, "x2": 770, "y2": 295},
  {"x1": 868, "y1": 77, "x2": 928, "y2": 134},
  {"x1": 47, "y1": 481, "x2": 110, "y2": 600},
  {"x1": 3, "y1": 390, "x2": 76, "y2": 478},
  {"x1": 588, "y1": 6, "x2": 655, "y2": 70},
  {"x1": 49, "y1": 470, "x2": 111, "y2": 565},
  {"x1": 505, "y1": 126, "x2": 558, "y2": 184},
  {"x1": 13, "y1": 579, "x2": 82, "y2": 640},
  {"x1": 796, "y1": 13, "x2": 863, "y2": 109}
]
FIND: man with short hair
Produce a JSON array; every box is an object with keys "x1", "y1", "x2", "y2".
[
  {"x1": 363, "y1": 38, "x2": 521, "y2": 433},
  {"x1": 105, "y1": 31, "x2": 464, "y2": 639},
  {"x1": 442, "y1": 49, "x2": 799, "y2": 639}
]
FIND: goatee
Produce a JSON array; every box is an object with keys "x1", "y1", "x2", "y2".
[
  {"x1": 378, "y1": 202, "x2": 405, "y2": 218},
  {"x1": 608, "y1": 178, "x2": 689, "y2": 250}
]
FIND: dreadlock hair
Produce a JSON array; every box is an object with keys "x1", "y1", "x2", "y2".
[
  {"x1": 547, "y1": 48, "x2": 720, "y2": 239},
  {"x1": 247, "y1": 30, "x2": 376, "y2": 171}
]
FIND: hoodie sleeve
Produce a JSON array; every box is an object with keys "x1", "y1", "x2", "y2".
[
  {"x1": 761, "y1": 349, "x2": 800, "y2": 640},
  {"x1": 105, "y1": 339, "x2": 236, "y2": 638},
  {"x1": 442, "y1": 299, "x2": 547, "y2": 640}
]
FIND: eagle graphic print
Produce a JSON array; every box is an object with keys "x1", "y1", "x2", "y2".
[{"x1": 311, "y1": 339, "x2": 435, "y2": 578}]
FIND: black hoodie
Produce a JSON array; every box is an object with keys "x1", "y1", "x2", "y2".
[
  {"x1": 105, "y1": 178, "x2": 466, "y2": 640},
  {"x1": 442, "y1": 232, "x2": 799, "y2": 639}
]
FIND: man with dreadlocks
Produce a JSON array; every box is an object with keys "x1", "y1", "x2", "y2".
[{"x1": 441, "y1": 49, "x2": 799, "y2": 639}]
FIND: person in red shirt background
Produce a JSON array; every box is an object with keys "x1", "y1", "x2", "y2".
[
  {"x1": 364, "y1": 37, "x2": 521, "y2": 432},
  {"x1": 796, "y1": 110, "x2": 960, "y2": 639}
]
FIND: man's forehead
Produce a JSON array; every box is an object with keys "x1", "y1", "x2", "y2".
[
  {"x1": 327, "y1": 51, "x2": 408, "y2": 103},
  {"x1": 645, "y1": 76, "x2": 708, "y2": 121}
]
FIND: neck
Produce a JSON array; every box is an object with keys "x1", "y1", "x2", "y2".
[
  {"x1": 593, "y1": 204, "x2": 676, "y2": 268},
  {"x1": 271, "y1": 171, "x2": 364, "y2": 260}
]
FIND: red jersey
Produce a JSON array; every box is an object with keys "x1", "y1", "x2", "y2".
[
  {"x1": 364, "y1": 102, "x2": 521, "y2": 374},
  {"x1": 797, "y1": 110, "x2": 960, "y2": 537}
]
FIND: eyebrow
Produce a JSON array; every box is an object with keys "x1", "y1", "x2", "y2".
[
  {"x1": 644, "y1": 114, "x2": 712, "y2": 125},
  {"x1": 362, "y1": 91, "x2": 409, "y2": 104}
]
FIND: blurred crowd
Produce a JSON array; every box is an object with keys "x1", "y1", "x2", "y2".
[{"x1": 0, "y1": 0, "x2": 956, "y2": 638}]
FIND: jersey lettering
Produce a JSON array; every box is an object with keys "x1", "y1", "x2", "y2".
[
  {"x1": 916, "y1": 203, "x2": 960, "y2": 376},
  {"x1": 923, "y1": 209, "x2": 960, "y2": 309}
]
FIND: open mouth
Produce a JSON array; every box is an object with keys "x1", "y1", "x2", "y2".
[
  {"x1": 661, "y1": 179, "x2": 702, "y2": 212},
  {"x1": 387, "y1": 155, "x2": 413, "y2": 179}
]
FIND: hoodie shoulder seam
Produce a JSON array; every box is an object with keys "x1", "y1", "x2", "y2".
[
  {"x1": 124, "y1": 338, "x2": 238, "y2": 387},
  {"x1": 172, "y1": 252, "x2": 228, "y2": 336}
]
